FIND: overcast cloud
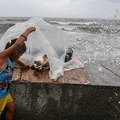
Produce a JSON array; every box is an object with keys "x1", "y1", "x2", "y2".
[{"x1": 0, "y1": 0, "x2": 120, "y2": 18}]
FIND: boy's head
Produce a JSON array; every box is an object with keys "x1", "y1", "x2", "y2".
[{"x1": 5, "y1": 38, "x2": 27, "y2": 60}]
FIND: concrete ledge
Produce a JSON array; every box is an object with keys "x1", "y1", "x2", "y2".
[
  {"x1": 6, "y1": 82, "x2": 120, "y2": 120},
  {"x1": 12, "y1": 67, "x2": 89, "y2": 84}
]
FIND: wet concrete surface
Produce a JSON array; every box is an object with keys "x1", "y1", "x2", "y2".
[
  {"x1": 84, "y1": 61, "x2": 120, "y2": 87},
  {"x1": 12, "y1": 67, "x2": 89, "y2": 85},
  {"x1": 3, "y1": 83, "x2": 120, "y2": 120}
]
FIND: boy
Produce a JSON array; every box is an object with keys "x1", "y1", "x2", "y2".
[{"x1": 0, "y1": 26, "x2": 36, "y2": 120}]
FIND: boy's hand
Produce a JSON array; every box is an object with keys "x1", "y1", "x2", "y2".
[
  {"x1": 14, "y1": 60, "x2": 30, "y2": 69},
  {"x1": 26, "y1": 27, "x2": 36, "y2": 34},
  {"x1": 24, "y1": 62, "x2": 30, "y2": 69},
  {"x1": 22, "y1": 27, "x2": 36, "y2": 37}
]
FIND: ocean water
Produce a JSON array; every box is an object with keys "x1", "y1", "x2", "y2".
[
  {"x1": 0, "y1": 17, "x2": 120, "y2": 85},
  {"x1": 46, "y1": 18, "x2": 120, "y2": 65},
  {"x1": 1, "y1": 17, "x2": 120, "y2": 64}
]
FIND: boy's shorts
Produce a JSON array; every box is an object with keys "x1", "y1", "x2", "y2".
[{"x1": 0, "y1": 93, "x2": 14, "y2": 116}]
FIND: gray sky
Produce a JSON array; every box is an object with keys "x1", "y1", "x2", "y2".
[{"x1": 0, "y1": 0, "x2": 120, "y2": 18}]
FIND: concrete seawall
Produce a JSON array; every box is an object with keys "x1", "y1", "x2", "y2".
[{"x1": 3, "y1": 82, "x2": 120, "y2": 120}]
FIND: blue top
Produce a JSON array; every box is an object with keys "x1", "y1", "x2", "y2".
[{"x1": 0, "y1": 58, "x2": 14, "y2": 98}]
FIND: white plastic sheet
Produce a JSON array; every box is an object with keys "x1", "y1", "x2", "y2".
[{"x1": 0, "y1": 18, "x2": 83, "y2": 80}]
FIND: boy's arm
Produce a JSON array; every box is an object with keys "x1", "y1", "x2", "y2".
[
  {"x1": 0, "y1": 27, "x2": 36, "y2": 59},
  {"x1": 14, "y1": 59, "x2": 30, "y2": 69}
]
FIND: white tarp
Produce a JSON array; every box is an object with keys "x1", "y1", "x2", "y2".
[{"x1": 0, "y1": 17, "x2": 83, "y2": 80}]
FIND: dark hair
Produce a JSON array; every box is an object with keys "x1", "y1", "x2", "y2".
[{"x1": 5, "y1": 38, "x2": 27, "y2": 54}]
